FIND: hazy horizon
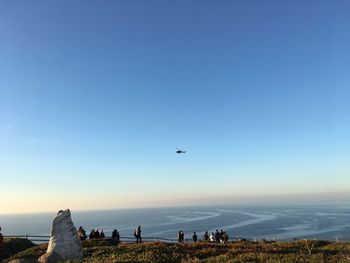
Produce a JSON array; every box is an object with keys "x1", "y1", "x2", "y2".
[
  {"x1": 1, "y1": 0, "x2": 349, "y2": 214},
  {"x1": 1, "y1": 190, "x2": 350, "y2": 215}
]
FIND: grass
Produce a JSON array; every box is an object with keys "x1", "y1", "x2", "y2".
[
  {"x1": 3, "y1": 239, "x2": 350, "y2": 263},
  {"x1": 2, "y1": 238, "x2": 36, "y2": 260}
]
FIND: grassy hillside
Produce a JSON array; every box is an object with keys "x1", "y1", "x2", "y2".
[
  {"x1": 1, "y1": 238, "x2": 36, "y2": 260},
  {"x1": 4, "y1": 239, "x2": 350, "y2": 263}
]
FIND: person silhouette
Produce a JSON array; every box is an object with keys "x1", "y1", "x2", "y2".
[
  {"x1": 0, "y1": 226, "x2": 4, "y2": 259},
  {"x1": 134, "y1": 226, "x2": 142, "y2": 243},
  {"x1": 192, "y1": 232, "x2": 198, "y2": 242}
]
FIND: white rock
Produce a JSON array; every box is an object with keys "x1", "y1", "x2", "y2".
[
  {"x1": 42, "y1": 209, "x2": 82, "y2": 261},
  {"x1": 37, "y1": 251, "x2": 62, "y2": 263}
]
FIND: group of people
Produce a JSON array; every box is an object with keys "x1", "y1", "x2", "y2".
[
  {"x1": 89, "y1": 229, "x2": 105, "y2": 239},
  {"x1": 178, "y1": 229, "x2": 229, "y2": 243},
  {"x1": 78, "y1": 225, "x2": 229, "y2": 243},
  {"x1": 203, "y1": 229, "x2": 229, "y2": 243},
  {"x1": 77, "y1": 226, "x2": 124, "y2": 242},
  {"x1": 78, "y1": 226, "x2": 108, "y2": 240}
]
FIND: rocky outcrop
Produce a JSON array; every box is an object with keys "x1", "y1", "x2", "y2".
[{"x1": 38, "y1": 209, "x2": 82, "y2": 262}]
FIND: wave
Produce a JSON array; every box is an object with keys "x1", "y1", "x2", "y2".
[
  {"x1": 167, "y1": 211, "x2": 221, "y2": 223},
  {"x1": 95, "y1": 211, "x2": 222, "y2": 233}
]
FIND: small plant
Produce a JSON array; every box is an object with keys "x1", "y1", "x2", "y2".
[{"x1": 303, "y1": 239, "x2": 315, "y2": 255}]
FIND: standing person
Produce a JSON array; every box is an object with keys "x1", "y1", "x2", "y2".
[
  {"x1": 223, "y1": 232, "x2": 229, "y2": 243},
  {"x1": 203, "y1": 231, "x2": 209, "y2": 241},
  {"x1": 112, "y1": 229, "x2": 120, "y2": 242},
  {"x1": 209, "y1": 232, "x2": 215, "y2": 242},
  {"x1": 78, "y1": 226, "x2": 87, "y2": 241},
  {"x1": 100, "y1": 230, "x2": 105, "y2": 239},
  {"x1": 192, "y1": 232, "x2": 198, "y2": 243},
  {"x1": 220, "y1": 229, "x2": 224, "y2": 242},
  {"x1": 0, "y1": 226, "x2": 4, "y2": 259},
  {"x1": 178, "y1": 230, "x2": 185, "y2": 242},
  {"x1": 215, "y1": 230, "x2": 220, "y2": 243},
  {"x1": 180, "y1": 231, "x2": 185, "y2": 242},
  {"x1": 89, "y1": 229, "x2": 95, "y2": 239},
  {"x1": 134, "y1": 226, "x2": 142, "y2": 243},
  {"x1": 177, "y1": 231, "x2": 182, "y2": 242},
  {"x1": 95, "y1": 229, "x2": 100, "y2": 239}
]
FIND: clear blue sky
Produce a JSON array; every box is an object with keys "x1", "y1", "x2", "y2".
[{"x1": 0, "y1": 0, "x2": 349, "y2": 213}]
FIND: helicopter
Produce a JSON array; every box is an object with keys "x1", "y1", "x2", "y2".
[{"x1": 176, "y1": 148, "x2": 186, "y2": 154}]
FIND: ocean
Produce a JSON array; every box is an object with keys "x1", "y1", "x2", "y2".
[{"x1": 1, "y1": 204, "x2": 350, "y2": 242}]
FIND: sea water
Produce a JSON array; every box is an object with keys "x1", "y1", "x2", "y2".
[{"x1": 1, "y1": 204, "x2": 350, "y2": 241}]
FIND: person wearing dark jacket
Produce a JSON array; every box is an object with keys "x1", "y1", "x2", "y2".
[
  {"x1": 178, "y1": 230, "x2": 185, "y2": 242},
  {"x1": 203, "y1": 231, "x2": 209, "y2": 241},
  {"x1": 192, "y1": 232, "x2": 198, "y2": 242},
  {"x1": 177, "y1": 231, "x2": 182, "y2": 242},
  {"x1": 95, "y1": 229, "x2": 100, "y2": 239},
  {"x1": 223, "y1": 232, "x2": 229, "y2": 243},
  {"x1": 215, "y1": 230, "x2": 220, "y2": 243},
  {"x1": 220, "y1": 229, "x2": 224, "y2": 241},
  {"x1": 78, "y1": 226, "x2": 87, "y2": 241},
  {"x1": 134, "y1": 226, "x2": 142, "y2": 243},
  {"x1": 112, "y1": 229, "x2": 120, "y2": 242},
  {"x1": 89, "y1": 229, "x2": 95, "y2": 240}
]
